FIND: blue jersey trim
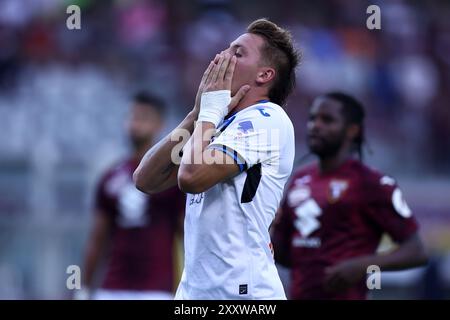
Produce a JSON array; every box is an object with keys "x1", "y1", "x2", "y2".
[{"x1": 208, "y1": 145, "x2": 246, "y2": 172}]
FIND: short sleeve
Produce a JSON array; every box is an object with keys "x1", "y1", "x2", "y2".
[
  {"x1": 208, "y1": 109, "x2": 282, "y2": 171},
  {"x1": 364, "y1": 175, "x2": 418, "y2": 243}
]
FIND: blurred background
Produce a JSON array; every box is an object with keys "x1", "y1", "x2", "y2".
[{"x1": 0, "y1": 0, "x2": 449, "y2": 299}]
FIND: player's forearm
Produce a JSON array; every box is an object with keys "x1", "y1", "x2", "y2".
[
  {"x1": 82, "y1": 246, "x2": 100, "y2": 288},
  {"x1": 82, "y1": 241, "x2": 106, "y2": 288},
  {"x1": 73, "y1": 252, "x2": 97, "y2": 299},
  {"x1": 76, "y1": 244, "x2": 104, "y2": 299},
  {"x1": 134, "y1": 110, "x2": 198, "y2": 194},
  {"x1": 81, "y1": 215, "x2": 112, "y2": 288},
  {"x1": 359, "y1": 234, "x2": 428, "y2": 271},
  {"x1": 178, "y1": 121, "x2": 216, "y2": 193},
  {"x1": 183, "y1": 121, "x2": 215, "y2": 166}
]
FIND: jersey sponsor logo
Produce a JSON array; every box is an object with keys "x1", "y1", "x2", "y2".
[
  {"x1": 290, "y1": 178, "x2": 324, "y2": 247},
  {"x1": 294, "y1": 198, "x2": 322, "y2": 237},
  {"x1": 392, "y1": 188, "x2": 412, "y2": 218},
  {"x1": 117, "y1": 182, "x2": 149, "y2": 228},
  {"x1": 189, "y1": 193, "x2": 204, "y2": 206},
  {"x1": 295, "y1": 175, "x2": 311, "y2": 185},
  {"x1": 328, "y1": 180, "x2": 348, "y2": 203},
  {"x1": 288, "y1": 185, "x2": 311, "y2": 207},
  {"x1": 105, "y1": 170, "x2": 129, "y2": 196},
  {"x1": 292, "y1": 236, "x2": 321, "y2": 248},
  {"x1": 237, "y1": 121, "x2": 254, "y2": 133}
]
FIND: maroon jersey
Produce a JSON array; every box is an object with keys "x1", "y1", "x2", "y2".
[
  {"x1": 95, "y1": 158, "x2": 184, "y2": 292},
  {"x1": 272, "y1": 159, "x2": 418, "y2": 299}
]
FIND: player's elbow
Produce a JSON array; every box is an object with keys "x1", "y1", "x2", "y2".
[
  {"x1": 178, "y1": 166, "x2": 206, "y2": 194},
  {"x1": 133, "y1": 167, "x2": 156, "y2": 195}
]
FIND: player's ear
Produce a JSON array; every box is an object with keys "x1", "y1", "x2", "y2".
[
  {"x1": 346, "y1": 124, "x2": 360, "y2": 141},
  {"x1": 255, "y1": 67, "x2": 275, "y2": 85}
]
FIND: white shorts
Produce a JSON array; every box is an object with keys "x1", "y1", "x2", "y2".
[{"x1": 93, "y1": 289, "x2": 173, "y2": 300}]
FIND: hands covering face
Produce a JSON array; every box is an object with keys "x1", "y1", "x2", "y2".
[{"x1": 195, "y1": 53, "x2": 250, "y2": 119}]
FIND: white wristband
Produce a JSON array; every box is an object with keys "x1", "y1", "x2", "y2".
[{"x1": 198, "y1": 90, "x2": 231, "y2": 127}]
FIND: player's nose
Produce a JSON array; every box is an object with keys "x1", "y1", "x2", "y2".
[{"x1": 307, "y1": 119, "x2": 323, "y2": 134}]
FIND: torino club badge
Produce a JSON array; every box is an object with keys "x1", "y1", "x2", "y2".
[{"x1": 328, "y1": 180, "x2": 348, "y2": 203}]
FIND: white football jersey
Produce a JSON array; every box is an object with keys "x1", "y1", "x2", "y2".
[{"x1": 175, "y1": 101, "x2": 295, "y2": 300}]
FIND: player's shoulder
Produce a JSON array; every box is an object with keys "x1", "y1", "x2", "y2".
[
  {"x1": 237, "y1": 101, "x2": 293, "y2": 129},
  {"x1": 287, "y1": 162, "x2": 317, "y2": 187},
  {"x1": 354, "y1": 162, "x2": 413, "y2": 216},
  {"x1": 99, "y1": 158, "x2": 133, "y2": 184},
  {"x1": 353, "y1": 161, "x2": 398, "y2": 190},
  {"x1": 293, "y1": 162, "x2": 317, "y2": 178}
]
